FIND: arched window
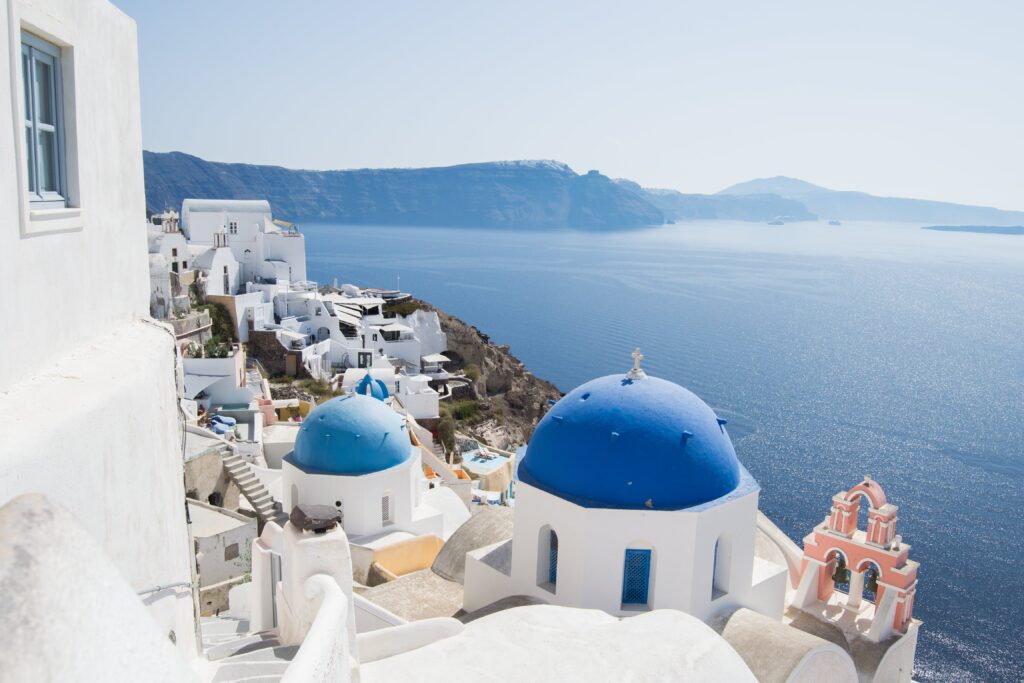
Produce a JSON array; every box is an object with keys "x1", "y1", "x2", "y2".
[
  {"x1": 537, "y1": 526, "x2": 558, "y2": 592},
  {"x1": 712, "y1": 534, "x2": 731, "y2": 600},
  {"x1": 622, "y1": 548, "x2": 653, "y2": 607}
]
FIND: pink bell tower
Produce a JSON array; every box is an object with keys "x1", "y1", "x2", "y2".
[{"x1": 793, "y1": 476, "x2": 919, "y2": 643}]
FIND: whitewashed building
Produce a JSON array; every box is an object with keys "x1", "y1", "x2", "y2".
[
  {"x1": 464, "y1": 358, "x2": 788, "y2": 619},
  {"x1": 281, "y1": 393, "x2": 467, "y2": 542},
  {"x1": 0, "y1": 0, "x2": 197, "y2": 667},
  {"x1": 181, "y1": 198, "x2": 308, "y2": 286}
]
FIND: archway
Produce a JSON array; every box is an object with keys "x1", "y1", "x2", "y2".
[
  {"x1": 712, "y1": 534, "x2": 731, "y2": 600},
  {"x1": 826, "y1": 548, "x2": 850, "y2": 594},
  {"x1": 858, "y1": 559, "x2": 883, "y2": 604},
  {"x1": 536, "y1": 526, "x2": 558, "y2": 592}
]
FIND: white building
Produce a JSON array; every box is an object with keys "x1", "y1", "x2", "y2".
[
  {"x1": 0, "y1": 0, "x2": 197, "y2": 663},
  {"x1": 281, "y1": 393, "x2": 467, "y2": 543},
  {"x1": 181, "y1": 198, "x2": 307, "y2": 286},
  {"x1": 464, "y1": 360, "x2": 788, "y2": 621},
  {"x1": 188, "y1": 499, "x2": 257, "y2": 614},
  {"x1": 395, "y1": 374, "x2": 440, "y2": 421}
]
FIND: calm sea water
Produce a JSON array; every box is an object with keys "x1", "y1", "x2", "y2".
[{"x1": 303, "y1": 220, "x2": 1024, "y2": 682}]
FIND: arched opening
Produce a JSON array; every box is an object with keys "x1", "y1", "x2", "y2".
[
  {"x1": 827, "y1": 549, "x2": 850, "y2": 594},
  {"x1": 859, "y1": 559, "x2": 882, "y2": 604},
  {"x1": 712, "y1": 534, "x2": 731, "y2": 600},
  {"x1": 854, "y1": 491, "x2": 871, "y2": 533},
  {"x1": 316, "y1": 326, "x2": 331, "y2": 342},
  {"x1": 621, "y1": 546, "x2": 653, "y2": 609},
  {"x1": 536, "y1": 526, "x2": 558, "y2": 592}
]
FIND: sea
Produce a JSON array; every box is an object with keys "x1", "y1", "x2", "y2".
[{"x1": 302, "y1": 219, "x2": 1023, "y2": 682}]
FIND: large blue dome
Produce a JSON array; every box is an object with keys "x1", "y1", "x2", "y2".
[
  {"x1": 518, "y1": 373, "x2": 741, "y2": 510},
  {"x1": 291, "y1": 394, "x2": 411, "y2": 475}
]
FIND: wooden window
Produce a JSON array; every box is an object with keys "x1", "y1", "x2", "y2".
[{"x1": 21, "y1": 32, "x2": 67, "y2": 208}]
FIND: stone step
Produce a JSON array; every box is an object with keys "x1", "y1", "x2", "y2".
[
  {"x1": 222, "y1": 644, "x2": 298, "y2": 663},
  {"x1": 204, "y1": 631, "x2": 279, "y2": 661},
  {"x1": 212, "y1": 660, "x2": 290, "y2": 682},
  {"x1": 201, "y1": 618, "x2": 250, "y2": 638}
]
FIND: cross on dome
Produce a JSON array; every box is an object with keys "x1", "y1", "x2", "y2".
[{"x1": 627, "y1": 347, "x2": 647, "y2": 380}]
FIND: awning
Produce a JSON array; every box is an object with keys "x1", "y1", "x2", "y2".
[
  {"x1": 380, "y1": 323, "x2": 413, "y2": 333},
  {"x1": 332, "y1": 307, "x2": 361, "y2": 326},
  {"x1": 183, "y1": 374, "x2": 222, "y2": 400},
  {"x1": 421, "y1": 353, "x2": 450, "y2": 364}
]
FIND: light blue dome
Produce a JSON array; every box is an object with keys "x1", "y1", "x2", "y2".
[
  {"x1": 355, "y1": 373, "x2": 389, "y2": 401},
  {"x1": 518, "y1": 373, "x2": 741, "y2": 510},
  {"x1": 291, "y1": 394, "x2": 411, "y2": 475}
]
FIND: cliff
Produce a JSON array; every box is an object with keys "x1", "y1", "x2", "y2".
[
  {"x1": 144, "y1": 152, "x2": 664, "y2": 230},
  {"x1": 414, "y1": 300, "x2": 562, "y2": 450}
]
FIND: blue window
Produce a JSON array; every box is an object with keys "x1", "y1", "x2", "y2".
[
  {"x1": 548, "y1": 531, "x2": 558, "y2": 585},
  {"x1": 622, "y1": 548, "x2": 652, "y2": 605},
  {"x1": 21, "y1": 31, "x2": 67, "y2": 208}
]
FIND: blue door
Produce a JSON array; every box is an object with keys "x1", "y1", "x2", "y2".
[{"x1": 622, "y1": 549, "x2": 651, "y2": 605}]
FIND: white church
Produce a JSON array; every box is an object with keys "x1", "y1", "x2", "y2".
[
  {"x1": 281, "y1": 390, "x2": 467, "y2": 542},
  {"x1": 464, "y1": 352, "x2": 787, "y2": 619}
]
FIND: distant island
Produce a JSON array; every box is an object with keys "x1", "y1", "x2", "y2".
[
  {"x1": 143, "y1": 152, "x2": 1024, "y2": 230},
  {"x1": 923, "y1": 225, "x2": 1024, "y2": 235}
]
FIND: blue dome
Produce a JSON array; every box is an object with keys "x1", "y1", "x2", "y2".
[
  {"x1": 291, "y1": 394, "x2": 411, "y2": 475},
  {"x1": 518, "y1": 374, "x2": 741, "y2": 510},
  {"x1": 355, "y1": 373, "x2": 390, "y2": 401}
]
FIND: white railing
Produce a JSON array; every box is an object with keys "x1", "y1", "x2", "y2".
[{"x1": 281, "y1": 575, "x2": 351, "y2": 683}]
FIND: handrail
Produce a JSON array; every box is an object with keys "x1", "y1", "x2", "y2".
[{"x1": 281, "y1": 574, "x2": 351, "y2": 683}]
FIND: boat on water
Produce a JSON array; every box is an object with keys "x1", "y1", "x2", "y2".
[
  {"x1": 768, "y1": 220, "x2": 784, "y2": 225},
  {"x1": 828, "y1": 219, "x2": 842, "y2": 226}
]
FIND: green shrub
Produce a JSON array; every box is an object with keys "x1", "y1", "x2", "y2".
[
  {"x1": 438, "y1": 415, "x2": 455, "y2": 452},
  {"x1": 450, "y1": 400, "x2": 479, "y2": 421},
  {"x1": 464, "y1": 363, "x2": 481, "y2": 382},
  {"x1": 384, "y1": 300, "x2": 420, "y2": 317},
  {"x1": 197, "y1": 302, "x2": 237, "y2": 343},
  {"x1": 202, "y1": 338, "x2": 231, "y2": 358}
]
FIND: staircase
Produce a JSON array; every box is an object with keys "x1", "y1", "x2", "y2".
[
  {"x1": 201, "y1": 615, "x2": 295, "y2": 682},
  {"x1": 432, "y1": 441, "x2": 447, "y2": 463},
  {"x1": 221, "y1": 450, "x2": 287, "y2": 526}
]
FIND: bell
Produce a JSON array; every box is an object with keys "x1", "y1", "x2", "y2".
[
  {"x1": 865, "y1": 571, "x2": 879, "y2": 594},
  {"x1": 832, "y1": 563, "x2": 850, "y2": 584}
]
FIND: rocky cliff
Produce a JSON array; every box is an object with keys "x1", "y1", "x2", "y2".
[
  {"x1": 144, "y1": 152, "x2": 664, "y2": 230},
  {"x1": 413, "y1": 300, "x2": 562, "y2": 451}
]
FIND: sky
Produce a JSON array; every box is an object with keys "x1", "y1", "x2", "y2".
[{"x1": 113, "y1": 1, "x2": 1024, "y2": 210}]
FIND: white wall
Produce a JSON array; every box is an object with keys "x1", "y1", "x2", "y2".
[
  {"x1": 191, "y1": 503, "x2": 257, "y2": 587},
  {"x1": 0, "y1": 0, "x2": 196, "y2": 660},
  {"x1": 282, "y1": 452, "x2": 446, "y2": 541},
  {"x1": 465, "y1": 480, "x2": 786, "y2": 622},
  {"x1": 0, "y1": 0, "x2": 150, "y2": 387},
  {"x1": 263, "y1": 231, "x2": 307, "y2": 283}
]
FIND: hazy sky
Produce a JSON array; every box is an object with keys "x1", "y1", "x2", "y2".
[{"x1": 114, "y1": 1, "x2": 1024, "y2": 210}]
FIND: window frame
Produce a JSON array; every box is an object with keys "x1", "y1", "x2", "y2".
[{"x1": 21, "y1": 30, "x2": 67, "y2": 209}]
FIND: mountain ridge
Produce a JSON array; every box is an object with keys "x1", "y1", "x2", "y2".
[
  {"x1": 144, "y1": 151, "x2": 663, "y2": 230},
  {"x1": 144, "y1": 152, "x2": 1024, "y2": 228}
]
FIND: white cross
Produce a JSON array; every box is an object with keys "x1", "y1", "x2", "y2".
[{"x1": 627, "y1": 347, "x2": 647, "y2": 380}]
